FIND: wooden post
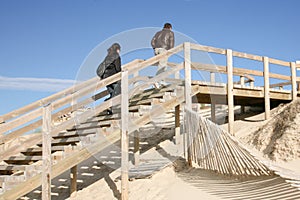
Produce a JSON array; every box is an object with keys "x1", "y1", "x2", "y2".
[
  {"x1": 240, "y1": 76, "x2": 245, "y2": 113},
  {"x1": 250, "y1": 81, "x2": 254, "y2": 89},
  {"x1": 264, "y1": 57, "x2": 270, "y2": 120},
  {"x1": 240, "y1": 76, "x2": 245, "y2": 87},
  {"x1": 121, "y1": 70, "x2": 129, "y2": 200},
  {"x1": 211, "y1": 100, "x2": 216, "y2": 123},
  {"x1": 133, "y1": 130, "x2": 140, "y2": 166},
  {"x1": 42, "y1": 104, "x2": 52, "y2": 200},
  {"x1": 291, "y1": 62, "x2": 297, "y2": 101},
  {"x1": 184, "y1": 42, "x2": 192, "y2": 166},
  {"x1": 70, "y1": 165, "x2": 77, "y2": 196},
  {"x1": 210, "y1": 72, "x2": 215, "y2": 83},
  {"x1": 226, "y1": 49, "x2": 234, "y2": 135},
  {"x1": 70, "y1": 98, "x2": 78, "y2": 196},
  {"x1": 184, "y1": 42, "x2": 192, "y2": 109},
  {"x1": 210, "y1": 73, "x2": 216, "y2": 123},
  {"x1": 175, "y1": 105, "x2": 180, "y2": 145}
]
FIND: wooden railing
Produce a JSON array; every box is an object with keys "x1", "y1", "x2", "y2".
[
  {"x1": 0, "y1": 42, "x2": 299, "y2": 199},
  {"x1": 1, "y1": 42, "x2": 299, "y2": 149},
  {"x1": 1, "y1": 42, "x2": 299, "y2": 148},
  {"x1": 0, "y1": 44, "x2": 183, "y2": 160}
]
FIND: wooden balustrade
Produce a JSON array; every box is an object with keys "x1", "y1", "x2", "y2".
[{"x1": 0, "y1": 41, "x2": 299, "y2": 199}]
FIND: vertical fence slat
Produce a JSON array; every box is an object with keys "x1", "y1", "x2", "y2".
[
  {"x1": 226, "y1": 49, "x2": 234, "y2": 135},
  {"x1": 264, "y1": 57, "x2": 270, "y2": 120},
  {"x1": 42, "y1": 104, "x2": 52, "y2": 200},
  {"x1": 121, "y1": 70, "x2": 129, "y2": 200}
]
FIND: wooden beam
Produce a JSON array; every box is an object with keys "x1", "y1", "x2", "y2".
[
  {"x1": 227, "y1": 49, "x2": 234, "y2": 135},
  {"x1": 70, "y1": 165, "x2": 77, "y2": 196},
  {"x1": 0, "y1": 85, "x2": 200, "y2": 200},
  {"x1": 175, "y1": 105, "x2": 180, "y2": 145},
  {"x1": 121, "y1": 70, "x2": 129, "y2": 200},
  {"x1": 191, "y1": 62, "x2": 291, "y2": 81},
  {"x1": 184, "y1": 42, "x2": 192, "y2": 166},
  {"x1": 264, "y1": 57, "x2": 270, "y2": 120},
  {"x1": 0, "y1": 108, "x2": 42, "y2": 135},
  {"x1": 211, "y1": 101, "x2": 216, "y2": 123},
  {"x1": 123, "y1": 44, "x2": 183, "y2": 73},
  {"x1": 190, "y1": 43, "x2": 226, "y2": 55},
  {"x1": 133, "y1": 130, "x2": 140, "y2": 166},
  {"x1": 1, "y1": 59, "x2": 142, "y2": 123},
  {"x1": 291, "y1": 62, "x2": 297, "y2": 101},
  {"x1": 269, "y1": 81, "x2": 291, "y2": 88},
  {"x1": 269, "y1": 58, "x2": 290, "y2": 67},
  {"x1": 210, "y1": 74, "x2": 216, "y2": 123},
  {"x1": 240, "y1": 76, "x2": 245, "y2": 87},
  {"x1": 232, "y1": 51, "x2": 263, "y2": 62},
  {"x1": 42, "y1": 104, "x2": 52, "y2": 200},
  {"x1": 184, "y1": 42, "x2": 192, "y2": 109}
]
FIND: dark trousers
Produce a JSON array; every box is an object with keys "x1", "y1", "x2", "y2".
[{"x1": 106, "y1": 81, "x2": 121, "y2": 98}]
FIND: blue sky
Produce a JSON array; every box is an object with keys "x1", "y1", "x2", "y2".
[{"x1": 0, "y1": 0, "x2": 300, "y2": 115}]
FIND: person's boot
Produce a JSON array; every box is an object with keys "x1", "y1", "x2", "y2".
[{"x1": 107, "y1": 108, "x2": 113, "y2": 115}]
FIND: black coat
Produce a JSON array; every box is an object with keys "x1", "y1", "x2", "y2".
[{"x1": 102, "y1": 53, "x2": 121, "y2": 79}]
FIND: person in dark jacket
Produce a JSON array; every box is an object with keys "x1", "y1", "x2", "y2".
[
  {"x1": 99, "y1": 43, "x2": 121, "y2": 114},
  {"x1": 151, "y1": 23, "x2": 174, "y2": 88}
]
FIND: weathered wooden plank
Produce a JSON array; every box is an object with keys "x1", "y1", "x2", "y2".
[
  {"x1": 184, "y1": 42, "x2": 192, "y2": 109},
  {"x1": 191, "y1": 62, "x2": 291, "y2": 81},
  {"x1": 290, "y1": 62, "x2": 297, "y2": 101},
  {"x1": 70, "y1": 165, "x2": 77, "y2": 196},
  {"x1": 227, "y1": 49, "x2": 234, "y2": 135},
  {"x1": 269, "y1": 58, "x2": 290, "y2": 67},
  {"x1": 133, "y1": 130, "x2": 140, "y2": 166},
  {"x1": 232, "y1": 51, "x2": 263, "y2": 62},
  {"x1": 0, "y1": 85, "x2": 200, "y2": 200},
  {"x1": 190, "y1": 43, "x2": 226, "y2": 54},
  {"x1": 184, "y1": 42, "x2": 192, "y2": 166},
  {"x1": 264, "y1": 57, "x2": 270, "y2": 120},
  {"x1": 1, "y1": 59, "x2": 142, "y2": 123},
  {"x1": 0, "y1": 77, "x2": 96, "y2": 122},
  {"x1": 123, "y1": 45, "x2": 183, "y2": 73},
  {"x1": 175, "y1": 105, "x2": 180, "y2": 145},
  {"x1": 121, "y1": 70, "x2": 129, "y2": 200},
  {"x1": 269, "y1": 81, "x2": 291, "y2": 88},
  {"x1": 42, "y1": 104, "x2": 52, "y2": 200},
  {"x1": 0, "y1": 108, "x2": 42, "y2": 135}
]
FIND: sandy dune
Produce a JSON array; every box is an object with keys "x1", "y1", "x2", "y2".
[{"x1": 22, "y1": 101, "x2": 300, "y2": 200}]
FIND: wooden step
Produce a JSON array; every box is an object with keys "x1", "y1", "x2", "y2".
[
  {"x1": 129, "y1": 91, "x2": 174, "y2": 103},
  {"x1": 67, "y1": 120, "x2": 120, "y2": 131},
  {"x1": 0, "y1": 165, "x2": 26, "y2": 175},
  {"x1": 22, "y1": 146, "x2": 66, "y2": 156},
  {"x1": 130, "y1": 98, "x2": 165, "y2": 106},
  {"x1": 52, "y1": 129, "x2": 96, "y2": 139},
  {"x1": 4, "y1": 155, "x2": 42, "y2": 165}
]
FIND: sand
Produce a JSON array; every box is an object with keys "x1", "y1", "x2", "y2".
[{"x1": 21, "y1": 101, "x2": 300, "y2": 200}]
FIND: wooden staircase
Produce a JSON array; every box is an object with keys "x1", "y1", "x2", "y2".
[
  {"x1": 0, "y1": 82, "x2": 194, "y2": 199},
  {"x1": 1, "y1": 42, "x2": 299, "y2": 199}
]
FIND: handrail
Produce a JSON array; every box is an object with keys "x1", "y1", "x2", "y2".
[
  {"x1": 1, "y1": 42, "x2": 299, "y2": 147},
  {"x1": 0, "y1": 59, "x2": 143, "y2": 123},
  {"x1": 0, "y1": 45, "x2": 184, "y2": 156},
  {"x1": 0, "y1": 41, "x2": 299, "y2": 198}
]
